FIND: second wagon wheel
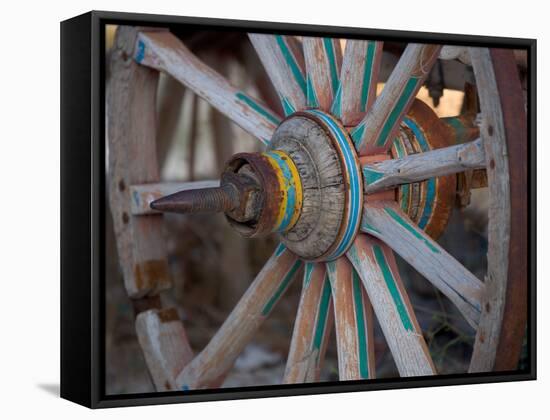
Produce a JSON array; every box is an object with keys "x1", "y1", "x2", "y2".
[{"x1": 108, "y1": 26, "x2": 527, "y2": 390}]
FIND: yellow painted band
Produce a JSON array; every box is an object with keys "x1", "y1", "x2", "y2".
[
  {"x1": 263, "y1": 152, "x2": 287, "y2": 229},
  {"x1": 273, "y1": 150, "x2": 303, "y2": 230},
  {"x1": 262, "y1": 150, "x2": 303, "y2": 231}
]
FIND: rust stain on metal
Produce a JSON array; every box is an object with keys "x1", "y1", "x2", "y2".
[
  {"x1": 407, "y1": 99, "x2": 457, "y2": 240},
  {"x1": 224, "y1": 152, "x2": 283, "y2": 237}
]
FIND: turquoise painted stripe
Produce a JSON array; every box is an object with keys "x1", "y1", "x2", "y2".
[
  {"x1": 330, "y1": 83, "x2": 343, "y2": 117},
  {"x1": 360, "y1": 42, "x2": 377, "y2": 112},
  {"x1": 374, "y1": 77, "x2": 420, "y2": 148},
  {"x1": 419, "y1": 178, "x2": 436, "y2": 229},
  {"x1": 351, "y1": 122, "x2": 366, "y2": 145},
  {"x1": 403, "y1": 117, "x2": 435, "y2": 229},
  {"x1": 400, "y1": 184, "x2": 411, "y2": 213},
  {"x1": 323, "y1": 38, "x2": 340, "y2": 95},
  {"x1": 261, "y1": 260, "x2": 302, "y2": 316},
  {"x1": 307, "y1": 110, "x2": 361, "y2": 260},
  {"x1": 275, "y1": 35, "x2": 307, "y2": 96},
  {"x1": 275, "y1": 242, "x2": 286, "y2": 256},
  {"x1": 306, "y1": 75, "x2": 320, "y2": 108},
  {"x1": 135, "y1": 40, "x2": 145, "y2": 63},
  {"x1": 363, "y1": 167, "x2": 384, "y2": 186},
  {"x1": 384, "y1": 207, "x2": 440, "y2": 254},
  {"x1": 392, "y1": 137, "x2": 410, "y2": 212},
  {"x1": 281, "y1": 96, "x2": 297, "y2": 116},
  {"x1": 235, "y1": 92, "x2": 281, "y2": 126},
  {"x1": 352, "y1": 269, "x2": 370, "y2": 378},
  {"x1": 265, "y1": 151, "x2": 298, "y2": 231},
  {"x1": 313, "y1": 276, "x2": 332, "y2": 352},
  {"x1": 372, "y1": 245, "x2": 414, "y2": 332},
  {"x1": 304, "y1": 262, "x2": 315, "y2": 288}
]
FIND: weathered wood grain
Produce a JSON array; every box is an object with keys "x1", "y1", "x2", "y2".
[
  {"x1": 439, "y1": 46, "x2": 471, "y2": 65},
  {"x1": 333, "y1": 40, "x2": 383, "y2": 126},
  {"x1": 303, "y1": 37, "x2": 342, "y2": 110},
  {"x1": 108, "y1": 26, "x2": 172, "y2": 298},
  {"x1": 361, "y1": 201, "x2": 484, "y2": 329},
  {"x1": 352, "y1": 44, "x2": 441, "y2": 155},
  {"x1": 488, "y1": 49, "x2": 527, "y2": 371},
  {"x1": 130, "y1": 180, "x2": 220, "y2": 215},
  {"x1": 347, "y1": 235, "x2": 436, "y2": 376},
  {"x1": 270, "y1": 115, "x2": 346, "y2": 260},
  {"x1": 248, "y1": 34, "x2": 307, "y2": 115},
  {"x1": 187, "y1": 93, "x2": 199, "y2": 180},
  {"x1": 468, "y1": 48, "x2": 512, "y2": 373},
  {"x1": 176, "y1": 245, "x2": 302, "y2": 389},
  {"x1": 136, "y1": 31, "x2": 281, "y2": 145},
  {"x1": 362, "y1": 138, "x2": 486, "y2": 193},
  {"x1": 326, "y1": 257, "x2": 375, "y2": 380},
  {"x1": 284, "y1": 263, "x2": 333, "y2": 383},
  {"x1": 135, "y1": 308, "x2": 194, "y2": 391}
]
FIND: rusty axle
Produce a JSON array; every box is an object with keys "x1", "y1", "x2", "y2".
[{"x1": 150, "y1": 183, "x2": 240, "y2": 215}]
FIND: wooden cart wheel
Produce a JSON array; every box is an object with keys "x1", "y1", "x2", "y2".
[{"x1": 108, "y1": 26, "x2": 527, "y2": 391}]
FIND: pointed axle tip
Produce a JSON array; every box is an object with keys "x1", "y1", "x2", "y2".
[{"x1": 150, "y1": 185, "x2": 239, "y2": 215}]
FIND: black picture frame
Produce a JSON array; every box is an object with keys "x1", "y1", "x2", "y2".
[{"x1": 60, "y1": 10, "x2": 537, "y2": 409}]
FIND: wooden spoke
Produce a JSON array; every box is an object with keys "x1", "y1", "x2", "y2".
[
  {"x1": 362, "y1": 138, "x2": 486, "y2": 194},
  {"x1": 135, "y1": 308, "x2": 194, "y2": 391},
  {"x1": 135, "y1": 31, "x2": 281, "y2": 145},
  {"x1": 352, "y1": 44, "x2": 441, "y2": 155},
  {"x1": 176, "y1": 245, "x2": 302, "y2": 390},
  {"x1": 284, "y1": 263, "x2": 333, "y2": 383},
  {"x1": 130, "y1": 180, "x2": 220, "y2": 215},
  {"x1": 302, "y1": 37, "x2": 342, "y2": 110},
  {"x1": 361, "y1": 201, "x2": 484, "y2": 329},
  {"x1": 326, "y1": 257, "x2": 375, "y2": 380},
  {"x1": 332, "y1": 40, "x2": 383, "y2": 126},
  {"x1": 347, "y1": 235, "x2": 436, "y2": 376},
  {"x1": 248, "y1": 34, "x2": 307, "y2": 115}
]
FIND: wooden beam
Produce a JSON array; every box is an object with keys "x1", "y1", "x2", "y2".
[
  {"x1": 347, "y1": 235, "x2": 436, "y2": 377},
  {"x1": 135, "y1": 31, "x2": 281, "y2": 145},
  {"x1": 352, "y1": 44, "x2": 441, "y2": 155},
  {"x1": 248, "y1": 34, "x2": 307, "y2": 115},
  {"x1": 362, "y1": 138, "x2": 486, "y2": 193},
  {"x1": 130, "y1": 180, "x2": 220, "y2": 215},
  {"x1": 332, "y1": 40, "x2": 383, "y2": 126},
  {"x1": 135, "y1": 308, "x2": 194, "y2": 391},
  {"x1": 176, "y1": 245, "x2": 302, "y2": 390},
  {"x1": 361, "y1": 201, "x2": 484, "y2": 329},
  {"x1": 284, "y1": 263, "x2": 333, "y2": 383},
  {"x1": 108, "y1": 26, "x2": 172, "y2": 298},
  {"x1": 326, "y1": 257, "x2": 375, "y2": 380},
  {"x1": 303, "y1": 37, "x2": 342, "y2": 111}
]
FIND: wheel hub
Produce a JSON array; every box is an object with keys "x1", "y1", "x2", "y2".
[{"x1": 223, "y1": 110, "x2": 363, "y2": 261}]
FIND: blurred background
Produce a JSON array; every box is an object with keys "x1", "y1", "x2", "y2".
[{"x1": 104, "y1": 25, "x2": 525, "y2": 394}]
